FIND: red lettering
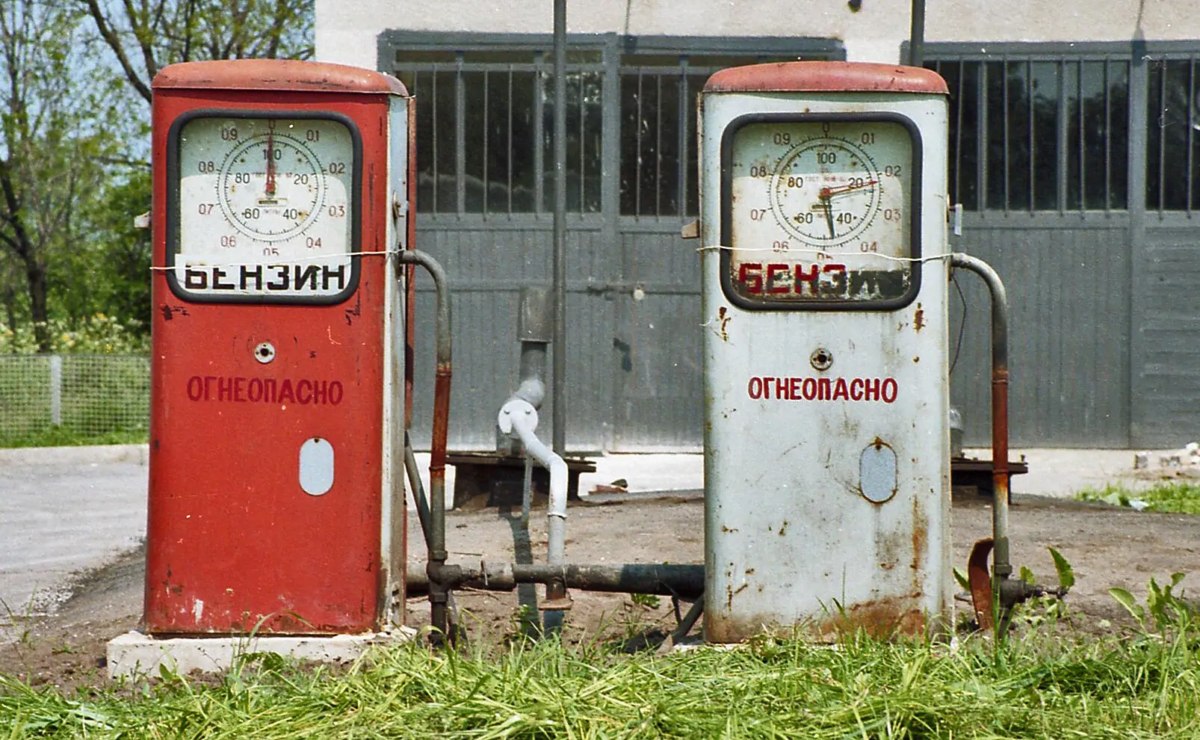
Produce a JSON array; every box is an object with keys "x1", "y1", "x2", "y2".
[
  {"x1": 766, "y1": 264, "x2": 790, "y2": 294},
  {"x1": 297, "y1": 379, "x2": 313, "y2": 404},
  {"x1": 264, "y1": 379, "x2": 277, "y2": 403},
  {"x1": 817, "y1": 378, "x2": 831, "y2": 400},
  {"x1": 773, "y1": 377, "x2": 788, "y2": 400},
  {"x1": 278, "y1": 379, "x2": 296, "y2": 404},
  {"x1": 186, "y1": 376, "x2": 203, "y2": 401},
  {"x1": 864, "y1": 378, "x2": 881, "y2": 402},
  {"x1": 795, "y1": 264, "x2": 818, "y2": 295},
  {"x1": 788, "y1": 377, "x2": 801, "y2": 400},
  {"x1": 748, "y1": 377, "x2": 763, "y2": 399},
  {"x1": 234, "y1": 376, "x2": 246, "y2": 402},
  {"x1": 329, "y1": 381, "x2": 344, "y2": 405},
  {"x1": 248, "y1": 378, "x2": 264, "y2": 402},
  {"x1": 204, "y1": 375, "x2": 217, "y2": 401},
  {"x1": 832, "y1": 378, "x2": 849, "y2": 400},
  {"x1": 823, "y1": 263, "x2": 847, "y2": 292},
  {"x1": 313, "y1": 381, "x2": 329, "y2": 405},
  {"x1": 218, "y1": 376, "x2": 234, "y2": 402},
  {"x1": 739, "y1": 263, "x2": 764, "y2": 294},
  {"x1": 802, "y1": 378, "x2": 817, "y2": 400},
  {"x1": 850, "y1": 378, "x2": 864, "y2": 401},
  {"x1": 882, "y1": 378, "x2": 898, "y2": 403}
]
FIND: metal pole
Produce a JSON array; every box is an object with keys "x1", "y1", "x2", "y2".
[
  {"x1": 552, "y1": 0, "x2": 567, "y2": 455},
  {"x1": 909, "y1": 0, "x2": 926, "y2": 67},
  {"x1": 398, "y1": 249, "x2": 453, "y2": 640},
  {"x1": 949, "y1": 254, "x2": 1010, "y2": 582}
]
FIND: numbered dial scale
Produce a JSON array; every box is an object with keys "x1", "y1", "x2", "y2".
[
  {"x1": 720, "y1": 113, "x2": 923, "y2": 310},
  {"x1": 167, "y1": 111, "x2": 362, "y2": 304}
]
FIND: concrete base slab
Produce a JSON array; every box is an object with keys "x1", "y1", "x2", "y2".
[{"x1": 106, "y1": 627, "x2": 417, "y2": 679}]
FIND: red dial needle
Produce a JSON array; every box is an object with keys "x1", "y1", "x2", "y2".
[
  {"x1": 265, "y1": 130, "x2": 277, "y2": 197},
  {"x1": 819, "y1": 179, "x2": 878, "y2": 198}
]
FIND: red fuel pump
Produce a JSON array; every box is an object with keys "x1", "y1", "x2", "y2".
[{"x1": 145, "y1": 60, "x2": 413, "y2": 635}]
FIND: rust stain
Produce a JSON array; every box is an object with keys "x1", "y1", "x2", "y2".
[
  {"x1": 910, "y1": 497, "x2": 928, "y2": 574},
  {"x1": 817, "y1": 594, "x2": 927, "y2": 639},
  {"x1": 913, "y1": 303, "x2": 926, "y2": 332},
  {"x1": 159, "y1": 304, "x2": 190, "y2": 322},
  {"x1": 717, "y1": 306, "x2": 731, "y2": 342}
]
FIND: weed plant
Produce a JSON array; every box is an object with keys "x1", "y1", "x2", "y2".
[
  {"x1": 1077, "y1": 482, "x2": 1200, "y2": 515},
  {"x1": 4, "y1": 614, "x2": 1200, "y2": 738}
]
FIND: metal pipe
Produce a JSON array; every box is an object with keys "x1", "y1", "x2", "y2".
[
  {"x1": 909, "y1": 0, "x2": 926, "y2": 67},
  {"x1": 949, "y1": 254, "x2": 1011, "y2": 583},
  {"x1": 398, "y1": 249, "x2": 453, "y2": 638},
  {"x1": 406, "y1": 562, "x2": 705, "y2": 600},
  {"x1": 403, "y1": 431, "x2": 431, "y2": 549},
  {"x1": 551, "y1": 0, "x2": 567, "y2": 455},
  {"x1": 499, "y1": 397, "x2": 569, "y2": 605}
]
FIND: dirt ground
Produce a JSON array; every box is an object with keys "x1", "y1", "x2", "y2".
[{"x1": 3, "y1": 488, "x2": 1199, "y2": 692}]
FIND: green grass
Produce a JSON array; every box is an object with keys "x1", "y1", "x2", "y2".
[
  {"x1": 5, "y1": 628, "x2": 1200, "y2": 738},
  {"x1": 0, "y1": 425, "x2": 147, "y2": 449},
  {"x1": 1076, "y1": 482, "x2": 1200, "y2": 515}
]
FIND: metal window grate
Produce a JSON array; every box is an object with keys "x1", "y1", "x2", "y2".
[
  {"x1": 397, "y1": 52, "x2": 604, "y2": 216},
  {"x1": 392, "y1": 40, "x2": 831, "y2": 221},
  {"x1": 1146, "y1": 56, "x2": 1200, "y2": 213},
  {"x1": 929, "y1": 55, "x2": 1129, "y2": 212}
]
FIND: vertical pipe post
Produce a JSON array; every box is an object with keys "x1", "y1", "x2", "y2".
[
  {"x1": 909, "y1": 0, "x2": 926, "y2": 67},
  {"x1": 950, "y1": 254, "x2": 1011, "y2": 585},
  {"x1": 552, "y1": 0, "x2": 567, "y2": 455},
  {"x1": 49, "y1": 355, "x2": 63, "y2": 426},
  {"x1": 398, "y1": 250, "x2": 453, "y2": 640}
]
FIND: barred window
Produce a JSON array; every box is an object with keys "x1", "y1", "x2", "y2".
[
  {"x1": 392, "y1": 40, "x2": 841, "y2": 219},
  {"x1": 396, "y1": 50, "x2": 603, "y2": 215},
  {"x1": 619, "y1": 55, "x2": 801, "y2": 218},
  {"x1": 1147, "y1": 57, "x2": 1200, "y2": 212},
  {"x1": 928, "y1": 56, "x2": 1129, "y2": 212}
]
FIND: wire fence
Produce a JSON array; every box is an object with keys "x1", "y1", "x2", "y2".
[{"x1": 0, "y1": 355, "x2": 150, "y2": 442}]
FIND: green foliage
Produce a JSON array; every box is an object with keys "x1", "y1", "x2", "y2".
[
  {"x1": 1049, "y1": 547, "x2": 1076, "y2": 590},
  {"x1": 629, "y1": 592, "x2": 661, "y2": 609},
  {"x1": 1111, "y1": 573, "x2": 1196, "y2": 633},
  {"x1": 1077, "y1": 482, "x2": 1200, "y2": 515},
  {"x1": 7, "y1": 628, "x2": 1200, "y2": 737},
  {"x1": 0, "y1": 314, "x2": 148, "y2": 354}
]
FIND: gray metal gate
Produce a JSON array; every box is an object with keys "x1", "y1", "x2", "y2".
[{"x1": 381, "y1": 32, "x2": 844, "y2": 451}]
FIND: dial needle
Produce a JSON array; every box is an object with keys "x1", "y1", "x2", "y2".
[
  {"x1": 265, "y1": 130, "x2": 277, "y2": 198},
  {"x1": 820, "y1": 179, "x2": 878, "y2": 198},
  {"x1": 821, "y1": 195, "x2": 835, "y2": 238}
]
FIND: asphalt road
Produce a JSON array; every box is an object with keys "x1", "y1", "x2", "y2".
[{"x1": 0, "y1": 453, "x2": 147, "y2": 625}]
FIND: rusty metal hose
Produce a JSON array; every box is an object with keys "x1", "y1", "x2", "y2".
[
  {"x1": 398, "y1": 249, "x2": 453, "y2": 638},
  {"x1": 949, "y1": 253, "x2": 1013, "y2": 615}
]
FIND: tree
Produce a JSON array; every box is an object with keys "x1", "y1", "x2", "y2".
[
  {"x1": 82, "y1": 0, "x2": 314, "y2": 106},
  {"x1": 0, "y1": 0, "x2": 113, "y2": 352}
]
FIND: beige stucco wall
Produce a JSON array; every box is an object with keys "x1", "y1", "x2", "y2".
[{"x1": 317, "y1": 0, "x2": 1200, "y2": 70}]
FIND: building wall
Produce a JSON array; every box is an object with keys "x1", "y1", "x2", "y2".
[{"x1": 316, "y1": 1, "x2": 1198, "y2": 70}]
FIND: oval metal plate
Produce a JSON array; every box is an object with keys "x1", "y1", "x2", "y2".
[
  {"x1": 859, "y1": 441, "x2": 897, "y2": 503},
  {"x1": 299, "y1": 437, "x2": 334, "y2": 496}
]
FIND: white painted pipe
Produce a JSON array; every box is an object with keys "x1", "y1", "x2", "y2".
[{"x1": 498, "y1": 398, "x2": 568, "y2": 568}]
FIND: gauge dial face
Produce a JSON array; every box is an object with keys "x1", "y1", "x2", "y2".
[
  {"x1": 170, "y1": 114, "x2": 359, "y2": 303},
  {"x1": 723, "y1": 116, "x2": 920, "y2": 309}
]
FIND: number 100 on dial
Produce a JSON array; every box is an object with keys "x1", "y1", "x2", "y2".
[{"x1": 724, "y1": 116, "x2": 920, "y2": 308}]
